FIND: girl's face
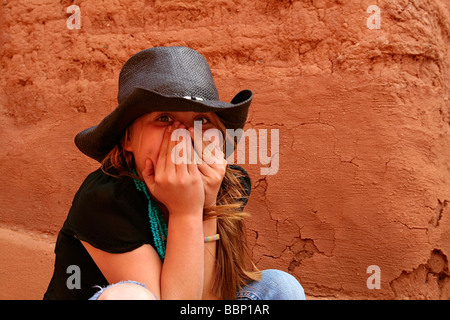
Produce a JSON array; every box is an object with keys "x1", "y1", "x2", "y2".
[{"x1": 123, "y1": 111, "x2": 219, "y2": 177}]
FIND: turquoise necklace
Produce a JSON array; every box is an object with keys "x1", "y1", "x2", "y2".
[{"x1": 132, "y1": 172, "x2": 168, "y2": 261}]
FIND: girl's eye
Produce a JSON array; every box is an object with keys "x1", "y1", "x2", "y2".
[
  {"x1": 195, "y1": 116, "x2": 210, "y2": 125},
  {"x1": 157, "y1": 115, "x2": 173, "y2": 122}
]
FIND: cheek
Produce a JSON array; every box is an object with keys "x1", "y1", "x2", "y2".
[
  {"x1": 150, "y1": 129, "x2": 166, "y2": 161},
  {"x1": 134, "y1": 127, "x2": 166, "y2": 166}
]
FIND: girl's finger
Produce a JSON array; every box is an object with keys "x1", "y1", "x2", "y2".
[
  {"x1": 203, "y1": 140, "x2": 226, "y2": 166},
  {"x1": 156, "y1": 125, "x2": 171, "y2": 173},
  {"x1": 187, "y1": 134, "x2": 199, "y2": 175},
  {"x1": 188, "y1": 126, "x2": 202, "y2": 165},
  {"x1": 142, "y1": 158, "x2": 154, "y2": 178},
  {"x1": 196, "y1": 158, "x2": 211, "y2": 177},
  {"x1": 142, "y1": 158, "x2": 155, "y2": 191},
  {"x1": 211, "y1": 143, "x2": 226, "y2": 165},
  {"x1": 167, "y1": 124, "x2": 181, "y2": 173},
  {"x1": 173, "y1": 128, "x2": 190, "y2": 174}
]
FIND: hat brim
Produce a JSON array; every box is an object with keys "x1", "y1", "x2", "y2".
[{"x1": 75, "y1": 88, "x2": 253, "y2": 162}]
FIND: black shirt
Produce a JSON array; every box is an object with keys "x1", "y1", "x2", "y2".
[
  {"x1": 43, "y1": 169, "x2": 155, "y2": 299},
  {"x1": 43, "y1": 165, "x2": 250, "y2": 300}
]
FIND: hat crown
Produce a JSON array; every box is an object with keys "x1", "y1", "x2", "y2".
[{"x1": 118, "y1": 46, "x2": 219, "y2": 104}]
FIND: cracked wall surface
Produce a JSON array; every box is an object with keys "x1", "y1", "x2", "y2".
[
  {"x1": 0, "y1": 0, "x2": 449, "y2": 299},
  {"x1": 390, "y1": 249, "x2": 450, "y2": 299}
]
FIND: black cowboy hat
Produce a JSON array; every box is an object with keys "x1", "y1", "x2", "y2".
[{"x1": 75, "y1": 46, "x2": 253, "y2": 162}]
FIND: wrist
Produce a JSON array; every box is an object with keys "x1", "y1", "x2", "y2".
[
  {"x1": 203, "y1": 216, "x2": 217, "y2": 237},
  {"x1": 203, "y1": 199, "x2": 217, "y2": 209},
  {"x1": 168, "y1": 206, "x2": 203, "y2": 218},
  {"x1": 167, "y1": 213, "x2": 204, "y2": 241}
]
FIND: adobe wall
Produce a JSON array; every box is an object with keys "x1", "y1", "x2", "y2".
[{"x1": 1, "y1": 0, "x2": 449, "y2": 299}]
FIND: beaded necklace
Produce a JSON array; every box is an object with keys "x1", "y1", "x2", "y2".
[{"x1": 132, "y1": 173, "x2": 168, "y2": 261}]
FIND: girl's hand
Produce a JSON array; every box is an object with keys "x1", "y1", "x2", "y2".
[
  {"x1": 145, "y1": 124, "x2": 206, "y2": 300},
  {"x1": 142, "y1": 124, "x2": 205, "y2": 216},
  {"x1": 189, "y1": 127, "x2": 227, "y2": 209}
]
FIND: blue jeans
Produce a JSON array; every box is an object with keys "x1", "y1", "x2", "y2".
[
  {"x1": 237, "y1": 269, "x2": 306, "y2": 300},
  {"x1": 89, "y1": 269, "x2": 305, "y2": 300}
]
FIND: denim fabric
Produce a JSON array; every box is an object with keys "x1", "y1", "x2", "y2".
[
  {"x1": 237, "y1": 269, "x2": 306, "y2": 300},
  {"x1": 88, "y1": 280, "x2": 156, "y2": 300},
  {"x1": 89, "y1": 269, "x2": 305, "y2": 300}
]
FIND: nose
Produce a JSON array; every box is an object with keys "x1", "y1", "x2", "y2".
[
  {"x1": 171, "y1": 112, "x2": 202, "y2": 129},
  {"x1": 173, "y1": 121, "x2": 187, "y2": 129},
  {"x1": 174, "y1": 119, "x2": 200, "y2": 130}
]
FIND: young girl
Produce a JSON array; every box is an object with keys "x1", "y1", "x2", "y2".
[{"x1": 43, "y1": 46, "x2": 305, "y2": 300}]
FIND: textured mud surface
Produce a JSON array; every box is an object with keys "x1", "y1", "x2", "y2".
[{"x1": 1, "y1": 0, "x2": 449, "y2": 299}]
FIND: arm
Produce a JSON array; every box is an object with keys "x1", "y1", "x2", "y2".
[
  {"x1": 189, "y1": 126, "x2": 227, "y2": 299},
  {"x1": 202, "y1": 217, "x2": 218, "y2": 299},
  {"x1": 80, "y1": 241, "x2": 163, "y2": 299},
  {"x1": 143, "y1": 124, "x2": 205, "y2": 299},
  {"x1": 161, "y1": 213, "x2": 204, "y2": 299},
  {"x1": 81, "y1": 215, "x2": 208, "y2": 301},
  {"x1": 81, "y1": 215, "x2": 205, "y2": 300}
]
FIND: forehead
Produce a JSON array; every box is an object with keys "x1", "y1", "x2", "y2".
[{"x1": 140, "y1": 111, "x2": 217, "y2": 121}]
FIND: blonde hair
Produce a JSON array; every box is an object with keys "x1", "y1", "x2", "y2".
[{"x1": 101, "y1": 114, "x2": 260, "y2": 299}]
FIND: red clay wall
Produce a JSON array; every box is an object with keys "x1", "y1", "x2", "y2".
[{"x1": 1, "y1": 0, "x2": 449, "y2": 299}]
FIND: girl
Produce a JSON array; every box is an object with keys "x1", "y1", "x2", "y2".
[{"x1": 44, "y1": 46, "x2": 305, "y2": 300}]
